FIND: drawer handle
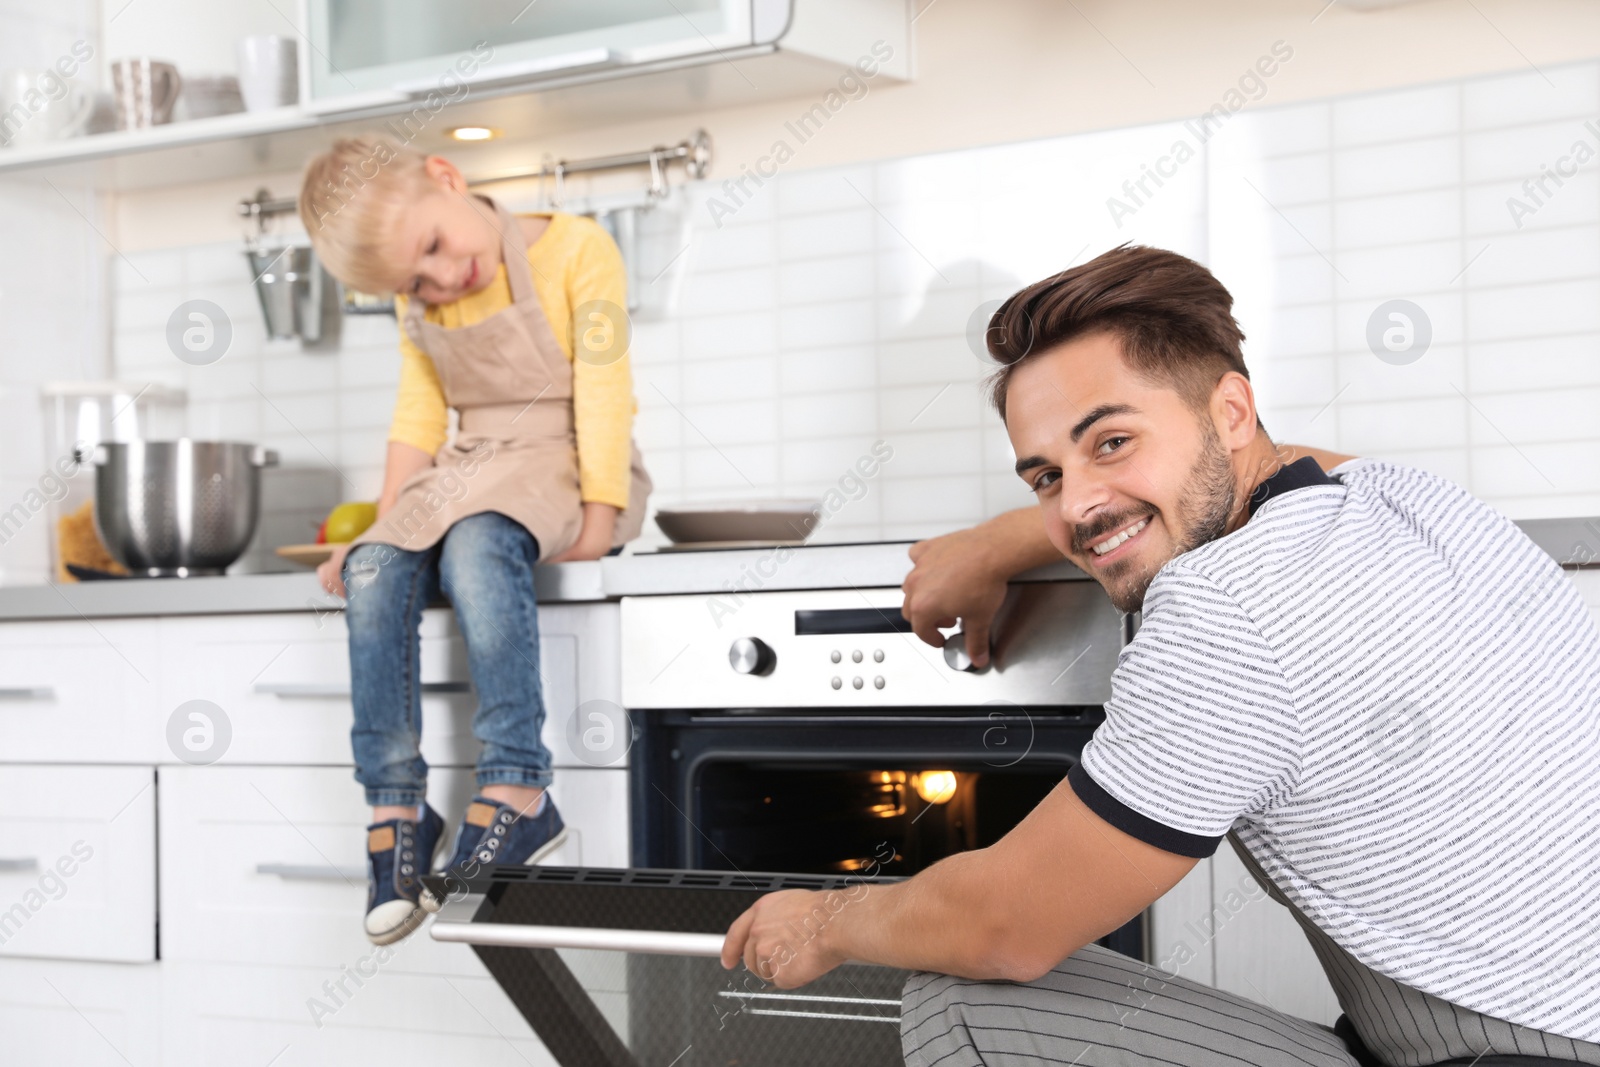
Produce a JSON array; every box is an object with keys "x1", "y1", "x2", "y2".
[
  {"x1": 253, "y1": 682, "x2": 471, "y2": 698},
  {"x1": 0, "y1": 687, "x2": 53, "y2": 700},
  {"x1": 431, "y1": 922, "x2": 725, "y2": 957},
  {"x1": 0, "y1": 857, "x2": 39, "y2": 872},
  {"x1": 256, "y1": 863, "x2": 366, "y2": 882}
]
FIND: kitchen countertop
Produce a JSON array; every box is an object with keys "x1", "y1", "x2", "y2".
[
  {"x1": 0, "y1": 541, "x2": 989, "y2": 621},
  {"x1": 0, "y1": 517, "x2": 1593, "y2": 621}
]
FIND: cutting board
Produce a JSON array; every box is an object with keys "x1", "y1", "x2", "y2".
[{"x1": 275, "y1": 544, "x2": 337, "y2": 568}]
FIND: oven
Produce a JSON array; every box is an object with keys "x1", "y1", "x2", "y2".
[{"x1": 428, "y1": 578, "x2": 1130, "y2": 1067}]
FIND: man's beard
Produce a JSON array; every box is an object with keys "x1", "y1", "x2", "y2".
[{"x1": 1077, "y1": 427, "x2": 1237, "y2": 614}]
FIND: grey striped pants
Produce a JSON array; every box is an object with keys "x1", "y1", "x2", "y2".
[
  {"x1": 900, "y1": 836, "x2": 1600, "y2": 1066},
  {"x1": 899, "y1": 942, "x2": 1600, "y2": 1066}
]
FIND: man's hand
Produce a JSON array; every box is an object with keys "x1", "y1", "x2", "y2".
[
  {"x1": 721, "y1": 888, "x2": 850, "y2": 989},
  {"x1": 720, "y1": 782, "x2": 1198, "y2": 983},
  {"x1": 902, "y1": 530, "x2": 1009, "y2": 668},
  {"x1": 902, "y1": 508, "x2": 1063, "y2": 669}
]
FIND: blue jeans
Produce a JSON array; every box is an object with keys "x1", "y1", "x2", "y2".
[{"x1": 342, "y1": 511, "x2": 551, "y2": 807}]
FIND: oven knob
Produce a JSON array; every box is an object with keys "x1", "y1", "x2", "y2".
[
  {"x1": 942, "y1": 632, "x2": 988, "y2": 673},
  {"x1": 729, "y1": 637, "x2": 776, "y2": 676}
]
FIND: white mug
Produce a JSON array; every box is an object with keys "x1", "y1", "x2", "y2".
[
  {"x1": 237, "y1": 36, "x2": 298, "y2": 112},
  {"x1": 0, "y1": 67, "x2": 93, "y2": 147}
]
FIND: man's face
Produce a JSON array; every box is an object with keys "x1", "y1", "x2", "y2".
[{"x1": 1006, "y1": 331, "x2": 1241, "y2": 613}]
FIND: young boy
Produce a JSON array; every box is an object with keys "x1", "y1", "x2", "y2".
[{"x1": 298, "y1": 136, "x2": 651, "y2": 944}]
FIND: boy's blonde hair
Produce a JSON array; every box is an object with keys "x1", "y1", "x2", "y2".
[{"x1": 298, "y1": 135, "x2": 434, "y2": 295}]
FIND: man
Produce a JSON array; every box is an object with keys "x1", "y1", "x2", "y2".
[{"x1": 720, "y1": 246, "x2": 1600, "y2": 1066}]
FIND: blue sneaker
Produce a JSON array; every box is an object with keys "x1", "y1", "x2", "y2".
[
  {"x1": 420, "y1": 793, "x2": 568, "y2": 913},
  {"x1": 363, "y1": 803, "x2": 445, "y2": 945}
]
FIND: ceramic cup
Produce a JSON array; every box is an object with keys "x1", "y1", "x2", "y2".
[
  {"x1": 0, "y1": 67, "x2": 94, "y2": 147},
  {"x1": 237, "y1": 36, "x2": 298, "y2": 111},
  {"x1": 110, "y1": 57, "x2": 181, "y2": 129}
]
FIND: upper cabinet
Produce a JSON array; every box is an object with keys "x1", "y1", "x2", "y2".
[
  {"x1": 0, "y1": 0, "x2": 908, "y2": 191},
  {"x1": 306, "y1": 0, "x2": 769, "y2": 109}
]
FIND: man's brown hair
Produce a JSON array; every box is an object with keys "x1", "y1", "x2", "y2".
[{"x1": 986, "y1": 245, "x2": 1256, "y2": 426}]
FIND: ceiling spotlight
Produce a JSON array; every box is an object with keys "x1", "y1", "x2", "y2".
[{"x1": 448, "y1": 127, "x2": 499, "y2": 142}]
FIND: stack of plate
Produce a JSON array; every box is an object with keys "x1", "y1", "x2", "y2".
[{"x1": 176, "y1": 75, "x2": 244, "y2": 120}]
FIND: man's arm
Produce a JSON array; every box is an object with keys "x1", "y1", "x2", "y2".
[
  {"x1": 720, "y1": 778, "x2": 1199, "y2": 988},
  {"x1": 902, "y1": 443, "x2": 1357, "y2": 664}
]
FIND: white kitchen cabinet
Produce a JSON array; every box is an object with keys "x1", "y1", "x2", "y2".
[
  {"x1": 0, "y1": 598, "x2": 625, "y2": 1063},
  {"x1": 306, "y1": 0, "x2": 760, "y2": 104},
  {"x1": 156, "y1": 601, "x2": 622, "y2": 770},
  {"x1": 1208, "y1": 844, "x2": 1340, "y2": 1026},
  {"x1": 0, "y1": 619, "x2": 161, "y2": 763},
  {"x1": 0, "y1": 765, "x2": 156, "y2": 963},
  {"x1": 158, "y1": 761, "x2": 626, "y2": 1067},
  {"x1": 157, "y1": 609, "x2": 480, "y2": 767},
  {"x1": 0, "y1": 957, "x2": 162, "y2": 1067},
  {"x1": 159, "y1": 763, "x2": 627, "y2": 970},
  {"x1": 303, "y1": 0, "x2": 909, "y2": 114},
  {"x1": 160, "y1": 960, "x2": 552, "y2": 1067},
  {"x1": 1148, "y1": 851, "x2": 1341, "y2": 1027},
  {"x1": 1146, "y1": 855, "x2": 1216, "y2": 986}
]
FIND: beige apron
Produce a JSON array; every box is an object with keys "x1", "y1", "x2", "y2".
[{"x1": 353, "y1": 198, "x2": 651, "y2": 559}]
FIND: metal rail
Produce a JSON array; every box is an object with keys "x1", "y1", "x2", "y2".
[{"x1": 239, "y1": 129, "x2": 710, "y2": 220}]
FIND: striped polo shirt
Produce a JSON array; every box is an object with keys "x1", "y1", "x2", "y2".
[{"x1": 1071, "y1": 456, "x2": 1600, "y2": 1042}]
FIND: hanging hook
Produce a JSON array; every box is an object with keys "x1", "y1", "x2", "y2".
[
  {"x1": 552, "y1": 162, "x2": 566, "y2": 209},
  {"x1": 647, "y1": 149, "x2": 666, "y2": 203}
]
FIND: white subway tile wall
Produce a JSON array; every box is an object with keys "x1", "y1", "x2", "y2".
[
  {"x1": 104, "y1": 58, "x2": 1600, "y2": 568},
  {"x1": 1212, "y1": 58, "x2": 1600, "y2": 520}
]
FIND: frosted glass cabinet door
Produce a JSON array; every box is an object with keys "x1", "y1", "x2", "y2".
[{"x1": 305, "y1": 0, "x2": 768, "y2": 102}]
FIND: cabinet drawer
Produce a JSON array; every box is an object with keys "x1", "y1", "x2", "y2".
[
  {"x1": 161, "y1": 960, "x2": 547, "y2": 1067},
  {"x1": 157, "y1": 607, "x2": 606, "y2": 769},
  {"x1": 158, "y1": 611, "x2": 479, "y2": 766},
  {"x1": 0, "y1": 765, "x2": 155, "y2": 962},
  {"x1": 0, "y1": 958, "x2": 161, "y2": 1066},
  {"x1": 160, "y1": 764, "x2": 627, "y2": 968},
  {"x1": 0, "y1": 620, "x2": 160, "y2": 762}
]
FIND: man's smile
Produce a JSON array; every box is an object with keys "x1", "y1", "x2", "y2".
[{"x1": 1084, "y1": 515, "x2": 1151, "y2": 564}]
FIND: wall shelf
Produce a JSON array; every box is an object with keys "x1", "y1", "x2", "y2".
[{"x1": 0, "y1": 44, "x2": 898, "y2": 193}]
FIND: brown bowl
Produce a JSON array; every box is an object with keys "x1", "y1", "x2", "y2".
[{"x1": 654, "y1": 500, "x2": 821, "y2": 545}]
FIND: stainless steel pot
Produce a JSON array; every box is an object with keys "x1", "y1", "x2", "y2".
[{"x1": 75, "y1": 439, "x2": 279, "y2": 577}]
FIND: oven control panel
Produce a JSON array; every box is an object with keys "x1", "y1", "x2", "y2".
[{"x1": 622, "y1": 584, "x2": 1121, "y2": 709}]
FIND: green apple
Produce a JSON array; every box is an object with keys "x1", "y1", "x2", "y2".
[{"x1": 323, "y1": 502, "x2": 377, "y2": 543}]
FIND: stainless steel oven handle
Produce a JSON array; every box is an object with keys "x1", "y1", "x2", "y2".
[{"x1": 430, "y1": 921, "x2": 726, "y2": 957}]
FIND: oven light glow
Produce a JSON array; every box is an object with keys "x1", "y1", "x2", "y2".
[{"x1": 912, "y1": 770, "x2": 958, "y2": 804}]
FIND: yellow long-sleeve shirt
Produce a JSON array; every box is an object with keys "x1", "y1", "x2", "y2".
[{"x1": 389, "y1": 212, "x2": 635, "y2": 510}]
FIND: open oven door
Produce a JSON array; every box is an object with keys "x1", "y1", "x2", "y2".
[{"x1": 426, "y1": 865, "x2": 910, "y2": 1067}]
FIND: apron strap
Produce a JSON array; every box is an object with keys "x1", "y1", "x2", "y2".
[
  {"x1": 488, "y1": 197, "x2": 539, "y2": 306},
  {"x1": 402, "y1": 287, "x2": 428, "y2": 344}
]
